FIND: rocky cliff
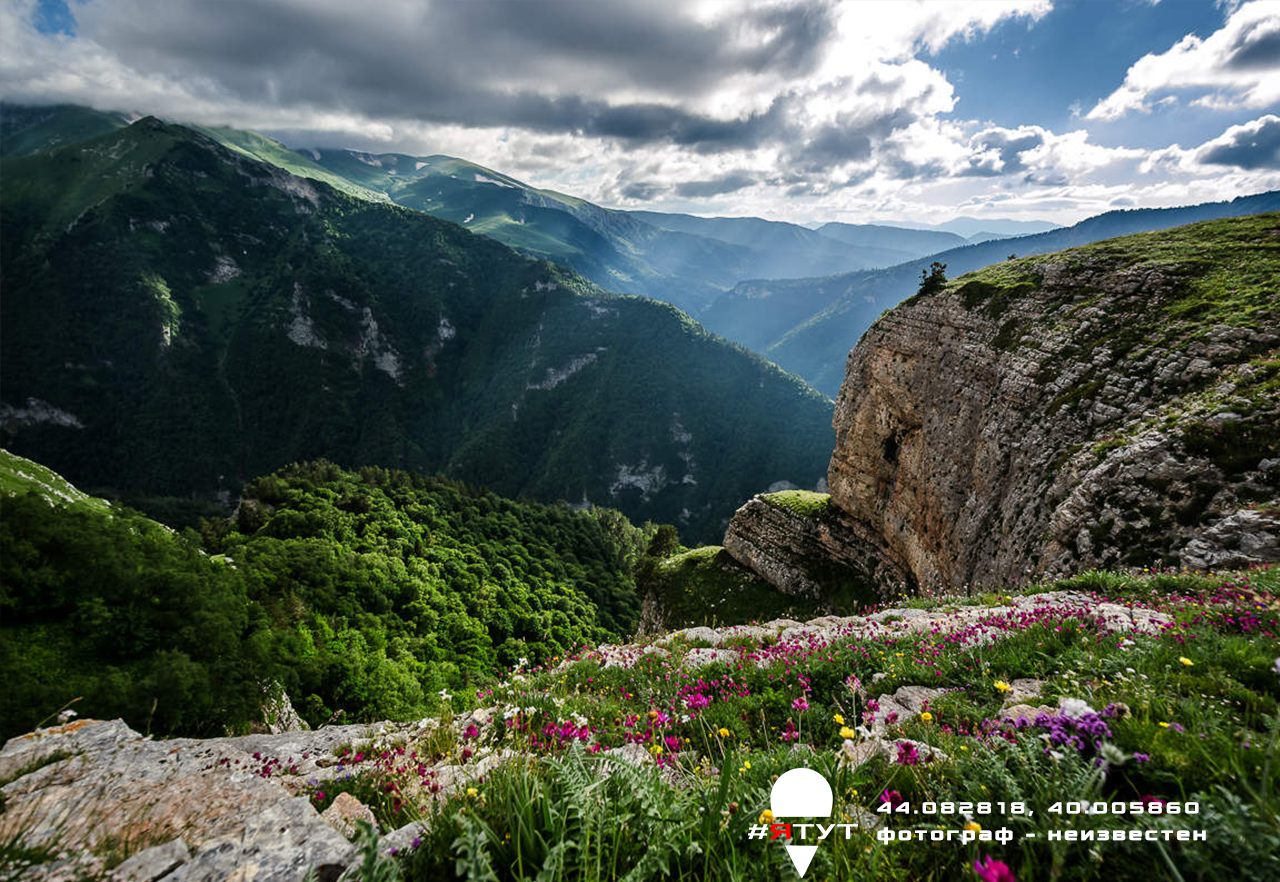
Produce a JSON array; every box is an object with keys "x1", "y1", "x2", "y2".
[{"x1": 728, "y1": 214, "x2": 1280, "y2": 595}]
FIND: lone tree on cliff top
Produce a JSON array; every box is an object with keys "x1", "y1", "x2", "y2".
[{"x1": 917, "y1": 261, "x2": 947, "y2": 296}]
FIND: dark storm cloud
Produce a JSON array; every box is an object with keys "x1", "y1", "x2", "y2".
[
  {"x1": 1199, "y1": 115, "x2": 1280, "y2": 170},
  {"x1": 674, "y1": 172, "x2": 758, "y2": 198},
  {"x1": 71, "y1": 0, "x2": 833, "y2": 154}
]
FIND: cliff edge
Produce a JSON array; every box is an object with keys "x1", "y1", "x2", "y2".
[{"x1": 728, "y1": 213, "x2": 1280, "y2": 596}]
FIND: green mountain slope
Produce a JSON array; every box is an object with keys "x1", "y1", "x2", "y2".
[
  {"x1": 0, "y1": 103, "x2": 129, "y2": 155},
  {"x1": 0, "y1": 118, "x2": 833, "y2": 542},
  {"x1": 709, "y1": 191, "x2": 1280, "y2": 395}
]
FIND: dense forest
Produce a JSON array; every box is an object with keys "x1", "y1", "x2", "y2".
[{"x1": 0, "y1": 455, "x2": 655, "y2": 739}]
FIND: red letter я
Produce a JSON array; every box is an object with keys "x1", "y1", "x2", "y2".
[{"x1": 770, "y1": 824, "x2": 792, "y2": 840}]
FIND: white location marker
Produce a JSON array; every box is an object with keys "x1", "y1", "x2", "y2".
[{"x1": 770, "y1": 768, "x2": 833, "y2": 877}]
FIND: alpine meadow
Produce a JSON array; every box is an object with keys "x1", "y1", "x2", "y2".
[{"x1": 1, "y1": 3, "x2": 1278, "y2": 882}]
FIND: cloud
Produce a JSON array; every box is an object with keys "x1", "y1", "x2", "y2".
[
  {"x1": 1197, "y1": 114, "x2": 1280, "y2": 169},
  {"x1": 961, "y1": 127, "x2": 1045, "y2": 176},
  {"x1": 1088, "y1": 0, "x2": 1280, "y2": 120},
  {"x1": 1, "y1": 0, "x2": 1276, "y2": 225},
  {"x1": 674, "y1": 171, "x2": 758, "y2": 198}
]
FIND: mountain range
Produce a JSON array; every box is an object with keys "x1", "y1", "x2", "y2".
[
  {"x1": 0, "y1": 114, "x2": 833, "y2": 542},
  {"x1": 705, "y1": 190, "x2": 1280, "y2": 394}
]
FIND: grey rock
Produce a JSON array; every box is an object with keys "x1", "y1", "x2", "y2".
[
  {"x1": 112, "y1": 839, "x2": 191, "y2": 882},
  {"x1": 379, "y1": 821, "x2": 427, "y2": 857}
]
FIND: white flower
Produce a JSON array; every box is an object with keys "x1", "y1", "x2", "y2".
[
  {"x1": 438, "y1": 689, "x2": 452, "y2": 701},
  {"x1": 1059, "y1": 698, "x2": 1096, "y2": 719},
  {"x1": 1273, "y1": 657, "x2": 1280, "y2": 676},
  {"x1": 57, "y1": 709, "x2": 78, "y2": 723}
]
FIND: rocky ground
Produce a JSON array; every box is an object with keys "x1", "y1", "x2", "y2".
[{"x1": 0, "y1": 590, "x2": 1174, "y2": 882}]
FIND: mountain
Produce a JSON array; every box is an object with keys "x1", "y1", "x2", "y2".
[
  {"x1": 717, "y1": 213, "x2": 1280, "y2": 599},
  {"x1": 298, "y1": 146, "x2": 763, "y2": 315},
  {"x1": 889, "y1": 216, "x2": 1061, "y2": 238},
  {"x1": 624, "y1": 210, "x2": 917, "y2": 276},
  {"x1": 0, "y1": 103, "x2": 129, "y2": 155},
  {"x1": 813, "y1": 221, "x2": 966, "y2": 256},
  {"x1": 0, "y1": 117, "x2": 834, "y2": 543},
  {"x1": 707, "y1": 190, "x2": 1280, "y2": 395}
]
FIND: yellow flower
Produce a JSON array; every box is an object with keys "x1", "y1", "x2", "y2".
[
  {"x1": 833, "y1": 713, "x2": 844, "y2": 725},
  {"x1": 840, "y1": 726, "x2": 857, "y2": 739},
  {"x1": 718, "y1": 727, "x2": 731, "y2": 738},
  {"x1": 895, "y1": 652, "x2": 904, "y2": 658},
  {"x1": 651, "y1": 744, "x2": 663, "y2": 755},
  {"x1": 466, "y1": 787, "x2": 478, "y2": 798},
  {"x1": 964, "y1": 821, "x2": 981, "y2": 833},
  {"x1": 759, "y1": 809, "x2": 775, "y2": 825},
  {"x1": 743, "y1": 761, "x2": 751, "y2": 770},
  {"x1": 1179, "y1": 657, "x2": 1194, "y2": 667},
  {"x1": 1159, "y1": 722, "x2": 1170, "y2": 728},
  {"x1": 994, "y1": 680, "x2": 1011, "y2": 694},
  {"x1": 920, "y1": 712, "x2": 933, "y2": 723}
]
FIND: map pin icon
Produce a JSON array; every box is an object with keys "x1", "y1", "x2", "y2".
[{"x1": 770, "y1": 768, "x2": 832, "y2": 877}]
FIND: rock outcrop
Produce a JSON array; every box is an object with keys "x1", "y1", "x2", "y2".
[
  {"x1": 805, "y1": 215, "x2": 1280, "y2": 591},
  {"x1": 722, "y1": 492, "x2": 912, "y2": 603}
]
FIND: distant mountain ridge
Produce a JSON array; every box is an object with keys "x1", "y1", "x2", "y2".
[{"x1": 703, "y1": 190, "x2": 1280, "y2": 394}]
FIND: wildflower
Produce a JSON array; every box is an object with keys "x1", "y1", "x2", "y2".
[
  {"x1": 743, "y1": 761, "x2": 751, "y2": 769},
  {"x1": 833, "y1": 713, "x2": 844, "y2": 725},
  {"x1": 973, "y1": 855, "x2": 1015, "y2": 882},
  {"x1": 792, "y1": 697, "x2": 809, "y2": 712},
  {"x1": 895, "y1": 741, "x2": 920, "y2": 765},
  {"x1": 920, "y1": 712, "x2": 933, "y2": 723},
  {"x1": 1158, "y1": 722, "x2": 1169, "y2": 728},
  {"x1": 718, "y1": 728, "x2": 731, "y2": 738},
  {"x1": 1133, "y1": 752, "x2": 1150, "y2": 763},
  {"x1": 466, "y1": 787, "x2": 478, "y2": 798},
  {"x1": 840, "y1": 726, "x2": 857, "y2": 739},
  {"x1": 964, "y1": 821, "x2": 982, "y2": 833},
  {"x1": 994, "y1": 681, "x2": 1011, "y2": 694},
  {"x1": 880, "y1": 789, "x2": 904, "y2": 810},
  {"x1": 1178, "y1": 657, "x2": 1194, "y2": 667},
  {"x1": 759, "y1": 809, "x2": 775, "y2": 825}
]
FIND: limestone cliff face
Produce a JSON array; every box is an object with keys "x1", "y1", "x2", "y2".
[{"x1": 825, "y1": 216, "x2": 1280, "y2": 589}]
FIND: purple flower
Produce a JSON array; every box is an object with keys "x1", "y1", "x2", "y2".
[
  {"x1": 895, "y1": 741, "x2": 920, "y2": 765},
  {"x1": 1133, "y1": 752, "x2": 1150, "y2": 763},
  {"x1": 792, "y1": 697, "x2": 809, "y2": 712}
]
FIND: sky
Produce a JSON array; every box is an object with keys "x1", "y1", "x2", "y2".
[{"x1": 3, "y1": 0, "x2": 1279, "y2": 225}]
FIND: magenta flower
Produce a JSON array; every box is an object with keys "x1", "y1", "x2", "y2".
[
  {"x1": 792, "y1": 697, "x2": 809, "y2": 712},
  {"x1": 880, "y1": 789, "x2": 904, "y2": 810},
  {"x1": 973, "y1": 855, "x2": 1015, "y2": 882},
  {"x1": 895, "y1": 741, "x2": 920, "y2": 765}
]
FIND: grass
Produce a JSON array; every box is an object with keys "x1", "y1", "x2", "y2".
[
  {"x1": 760, "y1": 490, "x2": 832, "y2": 519},
  {"x1": 0, "y1": 450, "x2": 111, "y2": 514},
  {"x1": 306, "y1": 566, "x2": 1280, "y2": 881}
]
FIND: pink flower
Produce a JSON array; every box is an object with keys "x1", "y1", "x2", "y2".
[
  {"x1": 463, "y1": 724, "x2": 480, "y2": 739},
  {"x1": 792, "y1": 697, "x2": 809, "y2": 712},
  {"x1": 973, "y1": 855, "x2": 1015, "y2": 882}
]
